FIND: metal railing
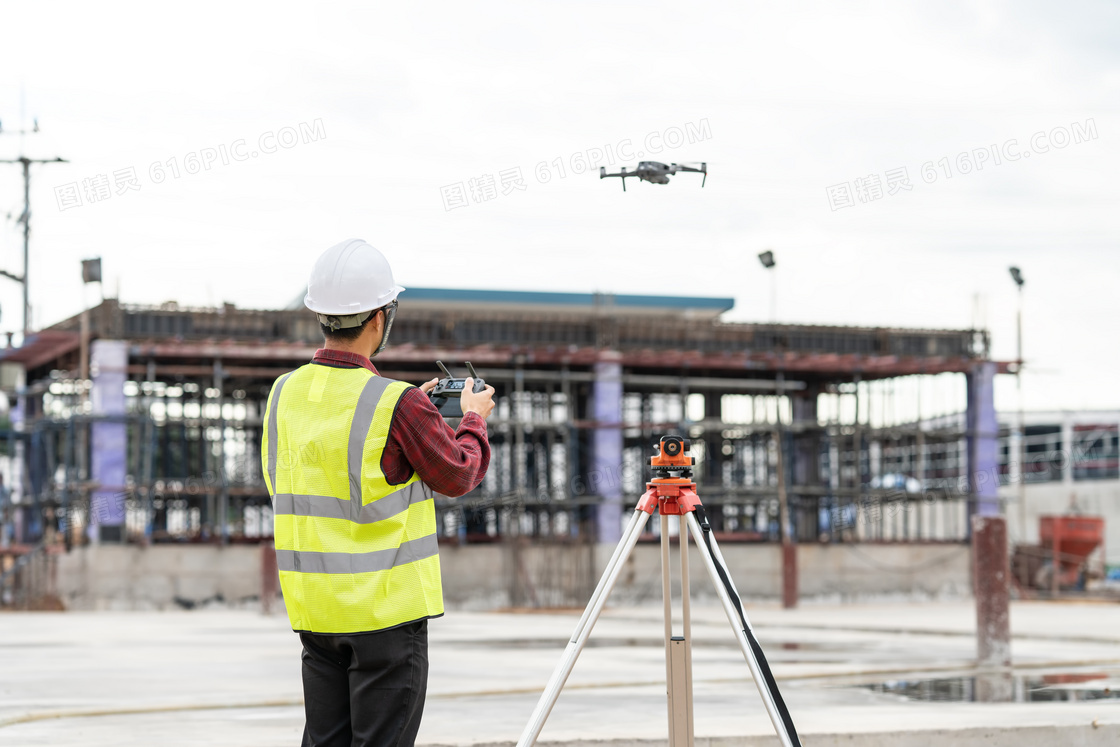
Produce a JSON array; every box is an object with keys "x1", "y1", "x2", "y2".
[{"x1": 0, "y1": 542, "x2": 59, "y2": 610}]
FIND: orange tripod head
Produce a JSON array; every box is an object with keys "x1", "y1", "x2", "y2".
[
  {"x1": 650, "y1": 435, "x2": 695, "y2": 480},
  {"x1": 638, "y1": 435, "x2": 701, "y2": 515}
]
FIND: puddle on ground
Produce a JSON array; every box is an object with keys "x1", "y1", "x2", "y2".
[
  {"x1": 858, "y1": 672, "x2": 1120, "y2": 703},
  {"x1": 776, "y1": 641, "x2": 864, "y2": 652}
]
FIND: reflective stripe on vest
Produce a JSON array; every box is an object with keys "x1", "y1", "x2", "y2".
[
  {"x1": 276, "y1": 534, "x2": 439, "y2": 574},
  {"x1": 272, "y1": 481, "x2": 431, "y2": 524},
  {"x1": 265, "y1": 372, "x2": 292, "y2": 496},
  {"x1": 262, "y1": 364, "x2": 444, "y2": 634}
]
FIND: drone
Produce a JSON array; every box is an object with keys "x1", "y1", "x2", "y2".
[{"x1": 598, "y1": 161, "x2": 707, "y2": 191}]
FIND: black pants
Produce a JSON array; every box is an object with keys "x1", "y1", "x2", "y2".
[{"x1": 299, "y1": 620, "x2": 429, "y2": 747}]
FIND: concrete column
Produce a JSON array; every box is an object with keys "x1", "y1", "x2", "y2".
[
  {"x1": 592, "y1": 354, "x2": 623, "y2": 544},
  {"x1": 967, "y1": 362, "x2": 1011, "y2": 671},
  {"x1": 702, "y1": 390, "x2": 721, "y2": 530},
  {"x1": 90, "y1": 340, "x2": 128, "y2": 543},
  {"x1": 782, "y1": 389, "x2": 820, "y2": 609},
  {"x1": 973, "y1": 515, "x2": 1012, "y2": 669},
  {"x1": 791, "y1": 389, "x2": 820, "y2": 538},
  {"x1": 5, "y1": 363, "x2": 26, "y2": 545},
  {"x1": 261, "y1": 542, "x2": 279, "y2": 615},
  {"x1": 1061, "y1": 416, "x2": 1075, "y2": 486}
]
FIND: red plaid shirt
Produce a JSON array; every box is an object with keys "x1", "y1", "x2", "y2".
[{"x1": 311, "y1": 348, "x2": 490, "y2": 498}]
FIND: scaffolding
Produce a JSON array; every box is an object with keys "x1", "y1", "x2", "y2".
[{"x1": 0, "y1": 293, "x2": 1009, "y2": 555}]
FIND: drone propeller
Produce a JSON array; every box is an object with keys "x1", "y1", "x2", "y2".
[{"x1": 671, "y1": 161, "x2": 707, "y2": 187}]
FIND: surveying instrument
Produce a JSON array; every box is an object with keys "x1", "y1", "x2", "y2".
[{"x1": 516, "y1": 435, "x2": 802, "y2": 747}]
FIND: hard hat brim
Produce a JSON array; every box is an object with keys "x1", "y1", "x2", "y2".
[{"x1": 305, "y1": 284, "x2": 404, "y2": 315}]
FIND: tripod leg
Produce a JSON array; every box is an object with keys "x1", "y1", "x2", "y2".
[
  {"x1": 663, "y1": 514, "x2": 695, "y2": 747},
  {"x1": 516, "y1": 508, "x2": 652, "y2": 747},
  {"x1": 685, "y1": 512, "x2": 802, "y2": 747},
  {"x1": 679, "y1": 515, "x2": 694, "y2": 747},
  {"x1": 661, "y1": 512, "x2": 673, "y2": 687}
]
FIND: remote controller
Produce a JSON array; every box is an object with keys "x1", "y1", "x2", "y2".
[{"x1": 427, "y1": 361, "x2": 486, "y2": 418}]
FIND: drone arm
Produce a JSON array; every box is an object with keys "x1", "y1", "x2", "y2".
[
  {"x1": 599, "y1": 166, "x2": 629, "y2": 191},
  {"x1": 672, "y1": 162, "x2": 707, "y2": 186}
]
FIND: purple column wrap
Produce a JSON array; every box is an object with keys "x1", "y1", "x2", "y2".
[
  {"x1": 90, "y1": 340, "x2": 128, "y2": 531},
  {"x1": 592, "y1": 356, "x2": 623, "y2": 544},
  {"x1": 967, "y1": 361, "x2": 1000, "y2": 517}
]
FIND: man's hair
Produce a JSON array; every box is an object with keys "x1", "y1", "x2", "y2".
[{"x1": 320, "y1": 309, "x2": 379, "y2": 343}]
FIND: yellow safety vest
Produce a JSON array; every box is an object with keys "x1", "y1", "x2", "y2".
[{"x1": 261, "y1": 363, "x2": 444, "y2": 634}]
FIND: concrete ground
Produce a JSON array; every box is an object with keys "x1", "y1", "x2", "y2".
[{"x1": 1, "y1": 600, "x2": 1119, "y2": 746}]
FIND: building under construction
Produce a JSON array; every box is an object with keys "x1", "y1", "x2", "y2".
[{"x1": 0, "y1": 289, "x2": 1015, "y2": 608}]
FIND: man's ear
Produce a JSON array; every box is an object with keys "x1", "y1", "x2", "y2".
[{"x1": 365, "y1": 310, "x2": 385, "y2": 355}]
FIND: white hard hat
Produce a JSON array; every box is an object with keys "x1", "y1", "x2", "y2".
[{"x1": 304, "y1": 239, "x2": 404, "y2": 327}]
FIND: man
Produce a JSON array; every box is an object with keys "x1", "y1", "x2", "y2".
[
  {"x1": 262, "y1": 239, "x2": 495, "y2": 747},
  {"x1": 0, "y1": 474, "x2": 10, "y2": 549}
]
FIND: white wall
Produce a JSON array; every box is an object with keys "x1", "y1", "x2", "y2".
[
  {"x1": 57, "y1": 541, "x2": 972, "y2": 611},
  {"x1": 57, "y1": 544, "x2": 262, "y2": 610}
]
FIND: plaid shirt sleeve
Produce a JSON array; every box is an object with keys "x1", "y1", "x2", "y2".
[{"x1": 381, "y1": 386, "x2": 490, "y2": 498}]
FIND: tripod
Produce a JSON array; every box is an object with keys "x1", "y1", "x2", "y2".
[{"x1": 516, "y1": 436, "x2": 802, "y2": 747}]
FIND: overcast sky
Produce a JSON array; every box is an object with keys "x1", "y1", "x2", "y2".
[{"x1": 0, "y1": 1, "x2": 1116, "y2": 413}]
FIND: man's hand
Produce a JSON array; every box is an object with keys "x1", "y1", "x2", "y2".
[
  {"x1": 419, "y1": 378, "x2": 439, "y2": 394},
  {"x1": 460, "y1": 377, "x2": 496, "y2": 419}
]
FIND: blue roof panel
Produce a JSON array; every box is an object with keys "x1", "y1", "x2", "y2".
[{"x1": 402, "y1": 287, "x2": 734, "y2": 312}]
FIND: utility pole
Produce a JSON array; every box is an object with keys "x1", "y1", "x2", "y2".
[
  {"x1": 1009, "y1": 267, "x2": 1026, "y2": 542},
  {"x1": 1, "y1": 119, "x2": 67, "y2": 339}
]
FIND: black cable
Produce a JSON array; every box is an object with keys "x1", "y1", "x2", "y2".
[{"x1": 694, "y1": 505, "x2": 802, "y2": 747}]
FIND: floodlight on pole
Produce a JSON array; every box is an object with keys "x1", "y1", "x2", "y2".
[
  {"x1": 1009, "y1": 267, "x2": 1024, "y2": 374},
  {"x1": 78, "y1": 257, "x2": 105, "y2": 408},
  {"x1": 81, "y1": 258, "x2": 102, "y2": 285},
  {"x1": 758, "y1": 250, "x2": 776, "y2": 321}
]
